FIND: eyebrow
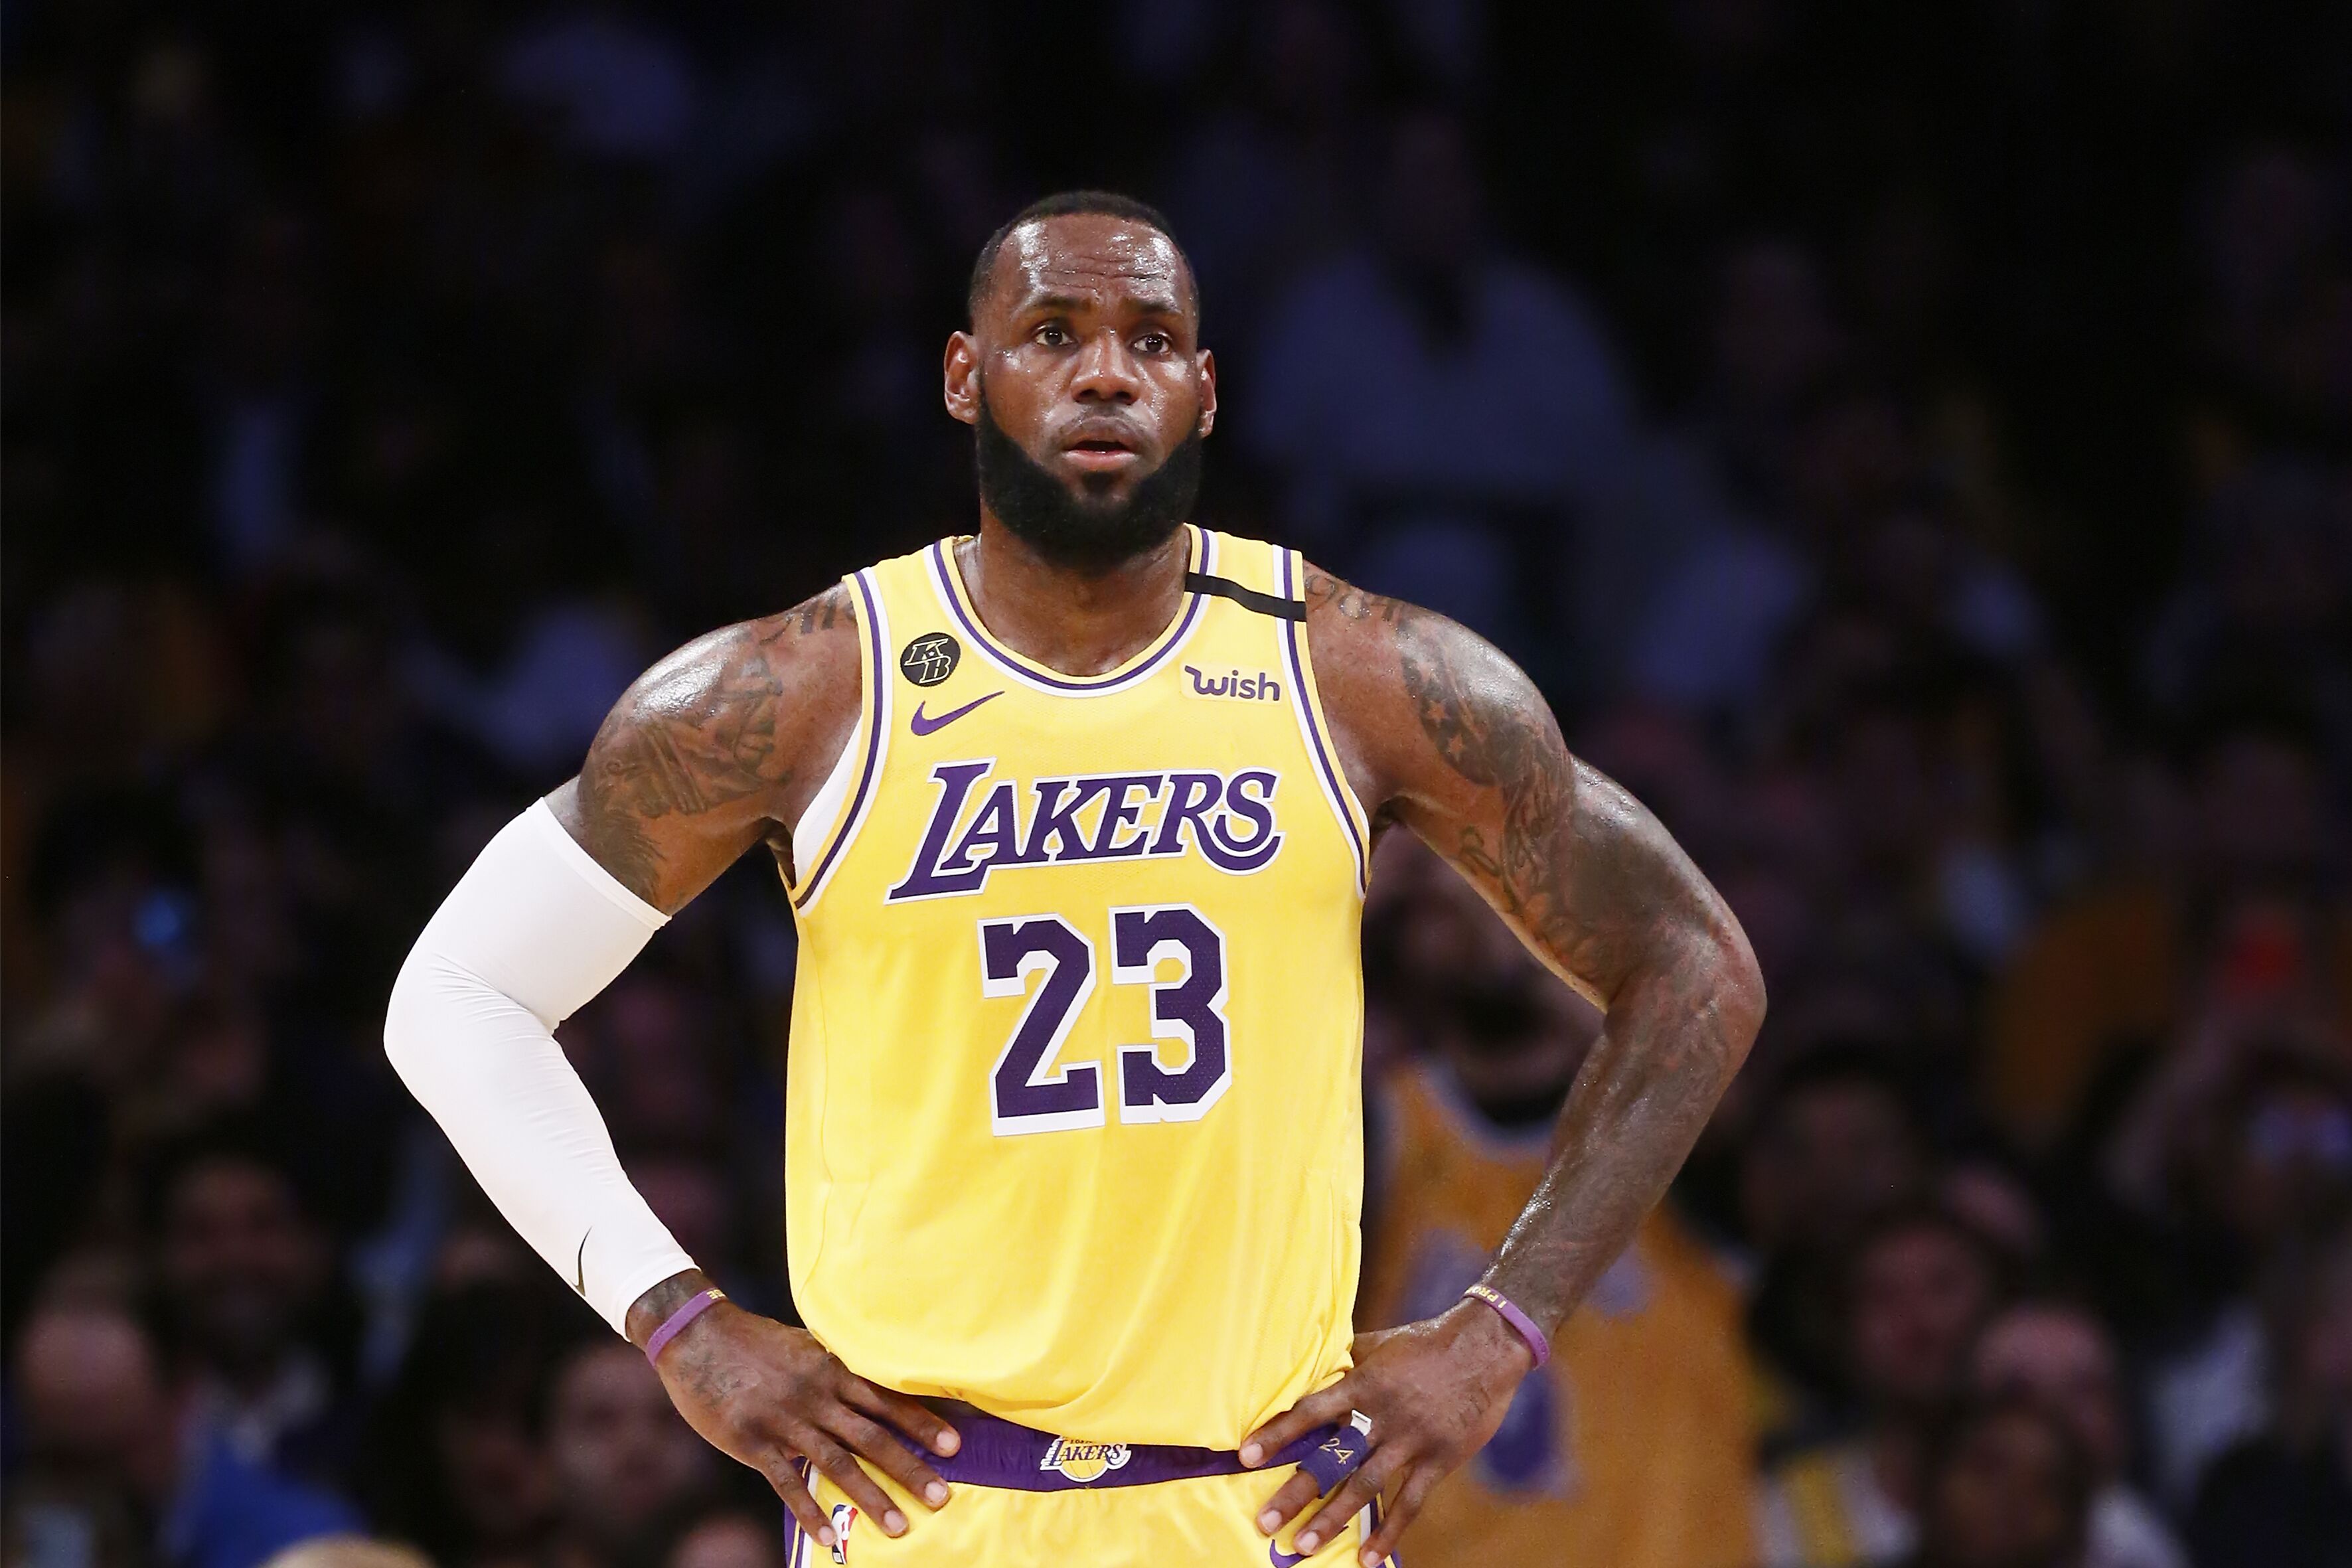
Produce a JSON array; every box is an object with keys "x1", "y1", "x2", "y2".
[{"x1": 1013, "y1": 291, "x2": 1189, "y2": 325}]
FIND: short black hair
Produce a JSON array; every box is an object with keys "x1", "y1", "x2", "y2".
[{"x1": 967, "y1": 191, "x2": 1195, "y2": 324}]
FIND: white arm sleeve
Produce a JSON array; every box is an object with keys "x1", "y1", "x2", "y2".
[{"x1": 384, "y1": 799, "x2": 697, "y2": 1335}]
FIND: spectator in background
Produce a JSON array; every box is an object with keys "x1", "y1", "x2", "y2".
[
  {"x1": 2144, "y1": 459, "x2": 2352, "y2": 773},
  {"x1": 1898, "y1": 1396, "x2": 2094, "y2": 1568},
  {"x1": 2187, "y1": 1219, "x2": 2352, "y2": 1568},
  {"x1": 540, "y1": 1340, "x2": 714, "y2": 1568},
  {"x1": 360, "y1": 1280, "x2": 573, "y2": 1567},
  {"x1": 2118, "y1": 1043, "x2": 2352, "y2": 1508},
  {"x1": 7, "y1": 1303, "x2": 360, "y2": 1568},
  {"x1": 151, "y1": 1128, "x2": 357, "y2": 1492},
  {"x1": 1738, "y1": 1046, "x2": 1936, "y2": 1440},
  {"x1": 1246, "y1": 105, "x2": 1636, "y2": 675},
  {"x1": 1759, "y1": 1208, "x2": 2009, "y2": 1568},
  {"x1": 1988, "y1": 710, "x2": 2352, "y2": 1149},
  {"x1": 1970, "y1": 1301, "x2": 2186, "y2": 1568},
  {"x1": 1359, "y1": 848, "x2": 1758, "y2": 1568}
]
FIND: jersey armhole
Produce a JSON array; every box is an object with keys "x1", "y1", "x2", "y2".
[
  {"x1": 1275, "y1": 546, "x2": 1373, "y2": 894},
  {"x1": 786, "y1": 570, "x2": 892, "y2": 913}
]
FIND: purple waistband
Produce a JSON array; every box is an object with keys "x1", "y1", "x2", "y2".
[{"x1": 896, "y1": 1409, "x2": 1367, "y2": 1494}]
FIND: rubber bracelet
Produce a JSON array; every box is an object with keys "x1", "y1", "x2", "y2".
[
  {"x1": 1462, "y1": 1283, "x2": 1550, "y2": 1369},
  {"x1": 644, "y1": 1287, "x2": 726, "y2": 1364}
]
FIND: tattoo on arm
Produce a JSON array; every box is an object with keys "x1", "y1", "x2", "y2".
[
  {"x1": 569, "y1": 586, "x2": 852, "y2": 909},
  {"x1": 1314, "y1": 571, "x2": 1765, "y2": 1336}
]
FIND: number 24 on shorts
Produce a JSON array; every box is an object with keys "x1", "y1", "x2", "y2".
[{"x1": 978, "y1": 905, "x2": 1232, "y2": 1136}]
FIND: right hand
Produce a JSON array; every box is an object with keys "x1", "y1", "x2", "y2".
[{"x1": 646, "y1": 1288, "x2": 960, "y2": 1547}]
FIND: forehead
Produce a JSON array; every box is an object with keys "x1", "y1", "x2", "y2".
[{"x1": 988, "y1": 214, "x2": 1192, "y2": 319}]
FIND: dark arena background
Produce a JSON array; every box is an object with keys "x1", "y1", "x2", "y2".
[{"x1": 5, "y1": 4, "x2": 2350, "y2": 1568}]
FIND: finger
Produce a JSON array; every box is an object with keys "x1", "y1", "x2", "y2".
[
  {"x1": 840, "y1": 1377, "x2": 962, "y2": 1458},
  {"x1": 1356, "y1": 1461, "x2": 1441, "y2": 1565},
  {"x1": 825, "y1": 1407, "x2": 953, "y2": 1510},
  {"x1": 805, "y1": 1437, "x2": 909, "y2": 1539},
  {"x1": 1293, "y1": 1450, "x2": 1406, "y2": 1559},
  {"x1": 765, "y1": 1457, "x2": 835, "y2": 1550},
  {"x1": 1254, "y1": 1464, "x2": 1330, "y2": 1537},
  {"x1": 1240, "y1": 1381, "x2": 1356, "y2": 1467}
]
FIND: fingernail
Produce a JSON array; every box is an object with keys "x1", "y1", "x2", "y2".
[
  {"x1": 817, "y1": 1528, "x2": 835, "y2": 1547},
  {"x1": 1364, "y1": 1551, "x2": 1382, "y2": 1566},
  {"x1": 1258, "y1": 1510, "x2": 1281, "y2": 1534},
  {"x1": 884, "y1": 1510, "x2": 907, "y2": 1535},
  {"x1": 925, "y1": 1482, "x2": 949, "y2": 1506},
  {"x1": 1296, "y1": 1533, "x2": 1319, "y2": 1553},
  {"x1": 936, "y1": 1428, "x2": 961, "y2": 1455},
  {"x1": 1239, "y1": 1442, "x2": 1262, "y2": 1466}
]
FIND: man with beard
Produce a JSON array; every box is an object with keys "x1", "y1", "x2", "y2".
[{"x1": 385, "y1": 192, "x2": 1765, "y2": 1564}]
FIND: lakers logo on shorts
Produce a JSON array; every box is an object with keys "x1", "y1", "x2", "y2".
[{"x1": 1038, "y1": 1437, "x2": 1133, "y2": 1484}]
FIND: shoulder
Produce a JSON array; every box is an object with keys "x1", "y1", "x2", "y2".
[
  {"x1": 1300, "y1": 562, "x2": 1558, "y2": 815},
  {"x1": 582, "y1": 582, "x2": 863, "y2": 827},
  {"x1": 615, "y1": 583, "x2": 859, "y2": 740}
]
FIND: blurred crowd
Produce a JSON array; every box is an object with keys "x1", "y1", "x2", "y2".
[{"x1": 5, "y1": 3, "x2": 2350, "y2": 1568}]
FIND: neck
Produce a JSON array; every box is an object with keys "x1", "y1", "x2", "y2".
[{"x1": 962, "y1": 516, "x2": 1192, "y2": 677}]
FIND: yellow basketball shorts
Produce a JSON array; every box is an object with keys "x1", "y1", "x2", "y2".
[{"x1": 785, "y1": 1410, "x2": 1397, "y2": 1567}]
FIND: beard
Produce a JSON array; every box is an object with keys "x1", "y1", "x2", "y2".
[{"x1": 974, "y1": 388, "x2": 1204, "y2": 574}]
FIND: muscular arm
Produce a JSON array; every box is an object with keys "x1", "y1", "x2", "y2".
[
  {"x1": 1245, "y1": 572, "x2": 1764, "y2": 1561},
  {"x1": 1310, "y1": 570, "x2": 1764, "y2": 1332},
  {"x1": 550, "y1": 583, "x2": 861, "y2": 912}
]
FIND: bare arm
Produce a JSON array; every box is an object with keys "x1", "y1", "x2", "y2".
[
  {"x1": 1245, "y1": 571, "x2": 1765, "y2": 1561},
  {"x1": 550, "y1": 583, "x2": 860, "y2": 911},
  {"x1": 1340, "y1": 574, "x2": 1764, "y2": 1329}
]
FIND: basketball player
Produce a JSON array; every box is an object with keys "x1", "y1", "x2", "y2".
[{"x1": 385, "y1": 192, "x2": 1765, "y2": 1565}]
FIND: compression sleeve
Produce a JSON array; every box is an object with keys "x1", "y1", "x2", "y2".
[{"x1": 384, "y1": 799, "x2": 697, "y2": 1335}]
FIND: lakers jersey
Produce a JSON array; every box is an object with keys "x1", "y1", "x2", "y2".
[
  {"x1": 1360, "y1": 1065, "x2": 1759, "y2": 1568},
  {"x1": 780, "y1": 526, "x2": 1370, "y2": 1448}
]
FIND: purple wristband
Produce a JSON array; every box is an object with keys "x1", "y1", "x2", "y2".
[
  {"x1": 644, "y1": 1287, "x2": 726, "y2": 1364},
  {"x1": 1462, "y1": 1283, "x2": 1550, "y2": 1369}
]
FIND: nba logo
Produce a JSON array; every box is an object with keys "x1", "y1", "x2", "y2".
[{"x1": 828, "y1": 1503, "x2": 857, "y2": 1563}]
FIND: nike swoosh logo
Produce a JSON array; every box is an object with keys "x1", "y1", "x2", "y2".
[
  {"x1": 1269, "y1": 1546, "x2": 1306, "y2": 1567},
  {"x1": 573, "y1": 1231, "x2": 590, "y2": 1295},
  {"x1": 909, "y1": 690, "x2": 1002, "y2": 736}
]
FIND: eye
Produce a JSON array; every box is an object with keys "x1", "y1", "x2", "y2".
[
  {"x1": 1136, "y1": 332, "x2": 1170, "y2": 354},
  {"x1": 1034, "y1": 323, "x2": 1071, "y2": 347}
]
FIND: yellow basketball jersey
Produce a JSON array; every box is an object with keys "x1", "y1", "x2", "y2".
[
  {"x1": 781, "y1": 525, "x2": 1371, "y2": 1448},
  {"x1": 1360, "y1": 1065, "x2": 1759, "y2": 1568}
]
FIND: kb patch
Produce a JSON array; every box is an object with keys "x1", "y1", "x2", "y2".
[{"x1": 900, "y1": 632, "x2": 961, "y2": 687}]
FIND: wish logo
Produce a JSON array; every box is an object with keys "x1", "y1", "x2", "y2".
[
  {"x1": 887, "y1": 761, "x2": 1284, "y2": 900},
  {"x1": 1039, "y1": 1437, "x2": 1132, "y2": 1484},
  {"x1": 1184, "y1": 665, "x2": 1282, "y2": 702}
]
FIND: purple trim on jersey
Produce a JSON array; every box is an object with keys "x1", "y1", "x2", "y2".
[
  {"x1": 886, "y1": 1409, "x2": 1362, "y2": 1494},
  {"x1": 792, "y1": 570, "x2": 888, "y2": 910},
  {"x1": 1277, "y1": 550, "x2": 1369, "y2": 890},
  {"x1": 927, "y1": 532, "x2": 1207, "y2": 694}
]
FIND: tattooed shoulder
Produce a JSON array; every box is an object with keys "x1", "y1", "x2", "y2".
[{"x1": 570, "y1": 585, "x2": 860, "y2": 905}]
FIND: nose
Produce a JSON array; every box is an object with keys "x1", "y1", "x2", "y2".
[{"x1": 1070, "y1": 327, "x2": 1142, "y2": 404}]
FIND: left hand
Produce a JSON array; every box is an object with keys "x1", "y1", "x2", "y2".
[{"x1": 1239, "y1": 1299, "x2": 1538, "y2": 1564}]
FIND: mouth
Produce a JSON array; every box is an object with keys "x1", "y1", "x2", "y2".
[{"x1": 1059, "y1": 422, "x2": 1146, "y2": 475}]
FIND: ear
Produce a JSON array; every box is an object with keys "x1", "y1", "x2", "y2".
[
  {"x1": 1195, "y1": 348, "x2": 1217, "y2": 439},
  {"x1": 943, "y1": 331, "x2": 981, "y2": 427}
]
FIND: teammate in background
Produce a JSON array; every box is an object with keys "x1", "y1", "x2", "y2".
[
  {"x1": 385, "y1": 192, "x2": 1764, "y2": 1563},
  {"x1": 1358, "y1": 841, "x2": 1759, "y2": 1568}
]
